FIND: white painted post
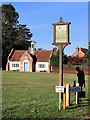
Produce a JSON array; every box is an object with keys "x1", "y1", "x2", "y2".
[
  {"x1": 66, "y1": 84, "x2": 70, "y2": 106},
  {"x1": 76, "y1": 83, "x2": 79, "y2": 104}
]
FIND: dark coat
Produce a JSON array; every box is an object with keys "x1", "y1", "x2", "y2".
[{"x1": 77, "y1": 70, "x2": 85, "y2": 86}]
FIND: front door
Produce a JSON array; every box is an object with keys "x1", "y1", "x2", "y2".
[{"x1": 24, "y1": 63, "x2": 29, "y2": 71}]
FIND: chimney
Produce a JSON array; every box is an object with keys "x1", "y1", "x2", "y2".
[{"x1": 76, "y1": 47, "x2": 79, "y2": 56}]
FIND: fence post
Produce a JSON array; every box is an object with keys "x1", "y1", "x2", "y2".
[
  {"x1": 59, "y1": 84, "x2": 61, "y2": 110},
  {"x1": 63, "y1": 84, "x2": 66, "y2": 110},
  {"x1": 76, "y1": 83, "x2": 79, "y2": 104},
  {"x1": 66, "y1": 84, "x2": 70, "y2": 106}
]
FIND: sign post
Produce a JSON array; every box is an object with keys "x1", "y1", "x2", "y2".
[
  {"x1": 66, "y1": 84, "x2": 70, "y2": 106},
  {"x1": 52, "y1": 17, "x2": 71, "y2": 110},
  {"x1": 65, "y1": 83, "x2": 81, "y2": 106},
  {"x1": 56, "y1": 84, "x2": 65, "y2": 110},
  {"x1": 76, "y1": 83, "x2": 80, "y2": 104}
]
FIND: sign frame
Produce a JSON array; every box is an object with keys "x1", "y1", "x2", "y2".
[{"x1": 52, "y1": 22, "x2": 71, "y2": 45}]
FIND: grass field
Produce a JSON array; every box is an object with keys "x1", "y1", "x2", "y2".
[{"x1": 2, "y1": 71, "x2": 89, "y2": 119}]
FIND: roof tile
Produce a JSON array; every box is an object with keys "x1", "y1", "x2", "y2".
[
  {"x1": 35, "y1": 50, "x2": 52, "y2": 62},
  {"x1": 10, "y1": 50, "x2": 52, "y2": 62},
  {"x1": 10, "y1": 50, "x2": 28, "y2": 61}
]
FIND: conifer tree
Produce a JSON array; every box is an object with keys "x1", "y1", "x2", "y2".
[{"x1": 2, "y1": 4, "x2": 32, "y2": 69}]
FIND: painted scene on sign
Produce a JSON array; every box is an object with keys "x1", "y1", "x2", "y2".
[{"x1": 56, "y1": 25, "x2": 67, "y2": 42}]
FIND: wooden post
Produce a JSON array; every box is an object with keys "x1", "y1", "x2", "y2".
[
  {"x1": 57, "y1": 44, "x2": 63, "y2": 102},
  {"x1": 52, "y1": 18, "x2": 71, "y2": 111},
  {"x1": 63, "y1": 84, "x2": 66, "y2": 110},
  {"x1": 76, "y1": 83, "x2": 79, "y2": 104},
  {"x1": 59, "y1": 44, "x2": 63, "y2": 86},
  {"x1": 66, "y1": 84, "x2": 70, "y2": 106},
  {"x1": 59, "y1": 84, "x2": 61, "y2": 110},
  {"x1": 59, "y1": 92, "x2": 61, "y2": 110}
]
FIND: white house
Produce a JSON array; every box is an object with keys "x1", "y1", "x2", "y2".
[{"x1": 6, "y1": 41, "x2": 53, "y2": 73}]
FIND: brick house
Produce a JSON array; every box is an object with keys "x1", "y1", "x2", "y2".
[
  {"x1": 71, "y1": 47, "x2": 88, "y2": 57},
  {"x1": 6, "y1": 41, "x2": 53, "y2": 73}
]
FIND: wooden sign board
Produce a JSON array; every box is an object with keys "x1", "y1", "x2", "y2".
[
  {"x1": 56, "y1": 86, "x2": 64, "y2": 93},
  {"x1": 52, "y1": 22, "x2": 71, "y2": 45},
  {"x1": 56, "y1": 25, "x2": 67, "y2": 43},
  {"x1": 69, "y1": 86, "x2": 81, "y2": 93}
]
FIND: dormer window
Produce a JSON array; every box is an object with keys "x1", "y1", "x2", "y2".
[{"x1": 25, "y1": 55, "x2": 28, "y2": 59}]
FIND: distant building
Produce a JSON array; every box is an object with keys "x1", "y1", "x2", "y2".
[
  {"x1": 71, "y1": 47, "x2": 88, "y2": 57},
  {"x1": 6, "y1": 41, "x2": 54, "y2": 73}
]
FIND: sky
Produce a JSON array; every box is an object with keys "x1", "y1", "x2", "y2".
[{"x1": 2, "y1": 2, "x2": 88, "y2": 56}]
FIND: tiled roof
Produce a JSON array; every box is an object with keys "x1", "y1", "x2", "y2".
[
  {"x1": 35, "y1": 50, "x2": 52, "y2": 62},
  {"x1": 10, "y1": 50, "x2": 52, "y2": 62},
  {"x1": 71, "y1": 48, "x2": 88, "y2": 57},
  {"x1": 10, "y1": 50, "x2": 28, "y2": 61},
  {"x1": 80, "y1": 48, "x2": 88, "y2": 53}
]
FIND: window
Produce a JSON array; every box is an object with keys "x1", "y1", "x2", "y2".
[
  {"x1": 17, "y1": 64, "x2": 19, "y2": 67},
  {"x1": 32, "y1": 44, "x2": 34, "y2": 48},
  {"x1": 12, "y1": 64, "x2": 14, "y2": 67},
  {"x1": 25, "y1": 55, "x2": 28, "y2": 59},
  {"x1": 38, "y1": 64, "x2": 46, "y2": 68},
  {"x1": 12, "y1": 63, "x2": 19, "y2": 67},
  {"x1": 14, "y1": 64, "x2": 15, "y2": 67}
]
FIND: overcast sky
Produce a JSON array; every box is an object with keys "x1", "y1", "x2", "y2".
[{"x1": 2, "y1": 2, "x2": 88, "y2": 55}]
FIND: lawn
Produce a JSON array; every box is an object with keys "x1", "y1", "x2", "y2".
[{"x1": 2, "y1": 71, "x2": 89, "y2": 119}]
